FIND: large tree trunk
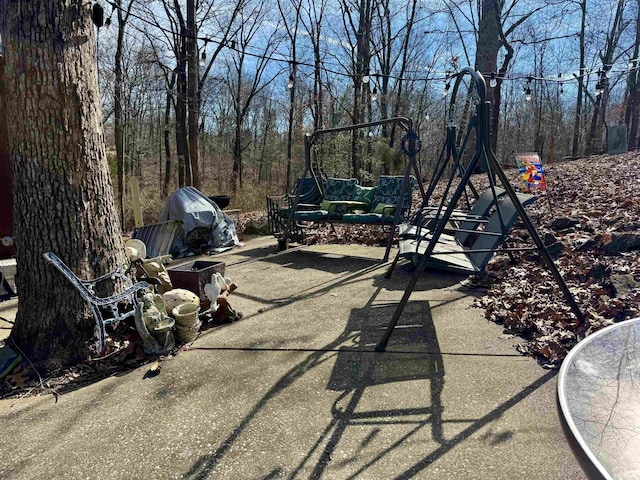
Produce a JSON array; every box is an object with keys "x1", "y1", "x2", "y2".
[
  {"x1": 476, "y1": 0, "x2": 501, "y2": 155},
  {"x1": 0, "y1": 1, "x2": 126, "y2": 367},
  {"x1": 173, "y1": 0, "x2": 190, "y2": 187},
  {"x1": 186, "y1": 0, "x2": 201, "y2": 190}
]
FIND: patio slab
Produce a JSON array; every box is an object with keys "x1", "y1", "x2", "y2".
[{"x1": 0, "y1": 237, "x2": 585, "y2": 479}]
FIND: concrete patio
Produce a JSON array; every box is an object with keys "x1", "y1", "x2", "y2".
[{"x1": 0, "y1": 236, "x2": 585, "y2": 479}]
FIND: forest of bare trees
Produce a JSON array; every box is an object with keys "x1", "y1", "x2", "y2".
[{"x1": 93, "y1": 0, "x2": 640, "y2": 224}]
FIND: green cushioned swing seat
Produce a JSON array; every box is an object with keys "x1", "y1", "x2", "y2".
[
  {"x1": 292, "y1": 210, "x2": 329, "y2": 221},
  {"x1": 342, "y1": 213, "x2": 396, "y2": 223}
]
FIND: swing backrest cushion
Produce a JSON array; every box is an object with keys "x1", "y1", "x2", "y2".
[
  {"x1": 322, "y1": 178, "x2": 359, "y2": 201},
  {"x1": 371, "y1": 176, "x2": 417, "y2": 215}
]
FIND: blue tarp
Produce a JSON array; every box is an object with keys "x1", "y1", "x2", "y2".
[{"x1": 158, "y1": 187, "x2": 239, "y2": 256}]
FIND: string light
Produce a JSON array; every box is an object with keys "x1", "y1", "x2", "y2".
[
  {"x1": 103, "y1": 0, "x2": 640, "y2": 90},
  {"x1": 371, "y1": 87, "x2": 378, "y2": 102},
  {"x1": 287, "y1": 74, "x2": 294, "y2": 90},
  {"x1": 489, "y1": 72, "x2": 497, "y2": 88},
  {"x1": 595, "y1": 81, "x2": 603, "y2": 96},
  {"x1": 200, "y1": 39, "x2": 208, "y2": 67},
  {"x1": 525, "y1": 76, "x2": 533, "y2": 101},
  {"x1": 443, "y1": 81, "x2": 450, "y2": 97}
]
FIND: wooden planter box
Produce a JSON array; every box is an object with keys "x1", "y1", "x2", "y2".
[{"x1": 167, "y1": 260, "x2": 225, "y2": 309}]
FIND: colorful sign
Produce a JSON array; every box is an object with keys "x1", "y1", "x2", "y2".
[{"x1": 515, "y1": 152, "x2": 546, "y2": 192}]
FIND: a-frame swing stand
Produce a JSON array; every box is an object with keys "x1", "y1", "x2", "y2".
[{"x1": 376, "y1": 67, "x2": 585, "y2": 352}]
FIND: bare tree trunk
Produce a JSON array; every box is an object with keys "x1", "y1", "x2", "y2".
[
  {"x1": 0, "y1": 55, "x2": 14, "y2": 260},
  {"x1": 388, "y1": 0, "x2": 417, "y2": 147},
  {"x1": 162, "y1": 74, "x2": 175, "y2": 197},
  {"x1": 186, "y1": 0, "x2": 200, "y2": 189},
  {"x1": 1, "y1": 0, "x2": 126, "y2": 366},
  {"x1": 626, "y1": 0, "x2": 640, "y2": 149},
  {"x1": 572, "y1": 0, "x2": 587, "y2": 158},
  {"x1": 114, "y1": 0, "x2": 134, "y2": 229},
  {"x1": 278, "y1": 0, "x2": 302, "y2": 193},
  {"x1": 173, "y1": 0, "x2": 190, "y2": 187},
  {"x1": 587, "y1": 0, "x2": 625, "y2": 154}
]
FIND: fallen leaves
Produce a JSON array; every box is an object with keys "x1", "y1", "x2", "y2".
[{"x1": 471, "y1": 152, "x2": 640, "y2": 365}]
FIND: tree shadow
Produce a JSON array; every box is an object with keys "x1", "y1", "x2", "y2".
[
  {"x1": 180, "y1": 272, "x2": 555, "y2": 479},
  {"x1": 247, "y1": 247, "x2": 385, "y2": 274}
]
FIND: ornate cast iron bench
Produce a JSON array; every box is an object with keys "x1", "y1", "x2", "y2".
[{"x1": 43, "y1": 252, "x2": 149, "y2": 352}]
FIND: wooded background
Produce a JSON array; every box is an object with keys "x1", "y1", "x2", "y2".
[{"x1": 94, "y1": 0, "x2": 640, "y2": 226}]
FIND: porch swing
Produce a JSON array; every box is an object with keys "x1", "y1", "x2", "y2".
[
  {"x1": 375, "y1": 67, "x2": 586, "y2": 351},
  {"x1": 267, "y1": 117, "x2": 426, "y2": 262}
]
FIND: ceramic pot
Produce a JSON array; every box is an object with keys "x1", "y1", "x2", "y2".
[
  {"x1": 175, "y1": 320, "x2": 202, "y2": 343},
  {"x1": 172, "y1": 302, "x2": 201, "y2": 327}
]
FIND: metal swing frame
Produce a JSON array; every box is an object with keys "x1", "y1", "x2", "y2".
[
  {"x1": 375, "y1": 67, "x2": 585, "y2": 351},
  {"x1": 279, "y1": 117, "x2": 426, "y2": 262}
]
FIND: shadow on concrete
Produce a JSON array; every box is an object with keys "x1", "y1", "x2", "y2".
[
  {"x1": 230, "y1": 254, "x2": 389, "y2": 324},
  {"x1": 288, "y1": 300, "x2": 446, "y2": 479},
  {"x1": 245, "y1": 247, "x2": 385, "y2": 274},
  {"x1": 181, "y1": 284, "x2": 552, "y2": 479}
]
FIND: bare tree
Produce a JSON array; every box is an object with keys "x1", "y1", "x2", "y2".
[
  {"x1": 625, "y1": 0, "x2": 640, "y2": 148},
  {"x1": 228, "y1": 3, "x2": 283, "y2": 192},
  {"x1": 278, "y1": 0, "x2": 303, "y2": 193}
]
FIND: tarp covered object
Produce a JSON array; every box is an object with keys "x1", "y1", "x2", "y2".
[{"x1": 158, "y1": 187, "x2": 239, "y2": 256}]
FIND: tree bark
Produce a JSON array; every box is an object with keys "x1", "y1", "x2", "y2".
[
  {"x1": 626, "y1": 0, "x2": 640, "y2": 149},
  {"x1": 173, "y1": 0, "x2": 190, "y2": 187},
  {"x1": 0, "y1": 0, "x2": 126, "y2": 366},
  {"x1": 572, "y1": 0, "x2": 587, "y2": 158},
  {"x1": 476, "y1": 0, "x2": 501, "y2": 159},
  {"x1": 186, "y1": 0, "x2": 201, "y2": 189},
  {"x1": 0, "y1": 54, "x2": 14, "y2": 260},
  {"x1": 162, "y1": 73, "x2": 176, "y2": 197}
]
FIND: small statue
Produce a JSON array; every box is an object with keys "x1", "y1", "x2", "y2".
[{"x1": 203, "y1": 273, "x2": 240, "y2": 322}]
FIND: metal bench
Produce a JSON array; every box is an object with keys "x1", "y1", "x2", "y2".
[{"x1": 43, "y1": 252, "x2": 149, "y2": 352}]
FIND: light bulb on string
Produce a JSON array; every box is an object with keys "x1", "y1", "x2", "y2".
[
  {"x1": 489, "y1": 72, "x2": 497, "y2": 88},
  {"x1": 425, "y1": 113, "x2": 430, "y2": 121},
  {"x1": 362, "y1": 73, "x2": 370, "y2": 84},
  {"x1": 595, "y1": 81, "x2": 603, "y2": 96},
  {"x1": 287, "y1": 74, "x2": 294, "y2": 90},
  {"x1": 443, "y1": 81, "x2": 450, "y2": 97},
  {"x1": 605, "y1": 65, "x2": 612, "y2": 79},
  {"x1": 368, "y1": 131, "x2": 374, "y2": 138},
  {"x1": 371, "y1": 87, "x2": 378, "y2": 102},
  {"x1": 200, "y1": 51, "x2": 206, "y2": 67},
  {"x1": 525, "y1": 75, "x2": 533, "y2": 101}
]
